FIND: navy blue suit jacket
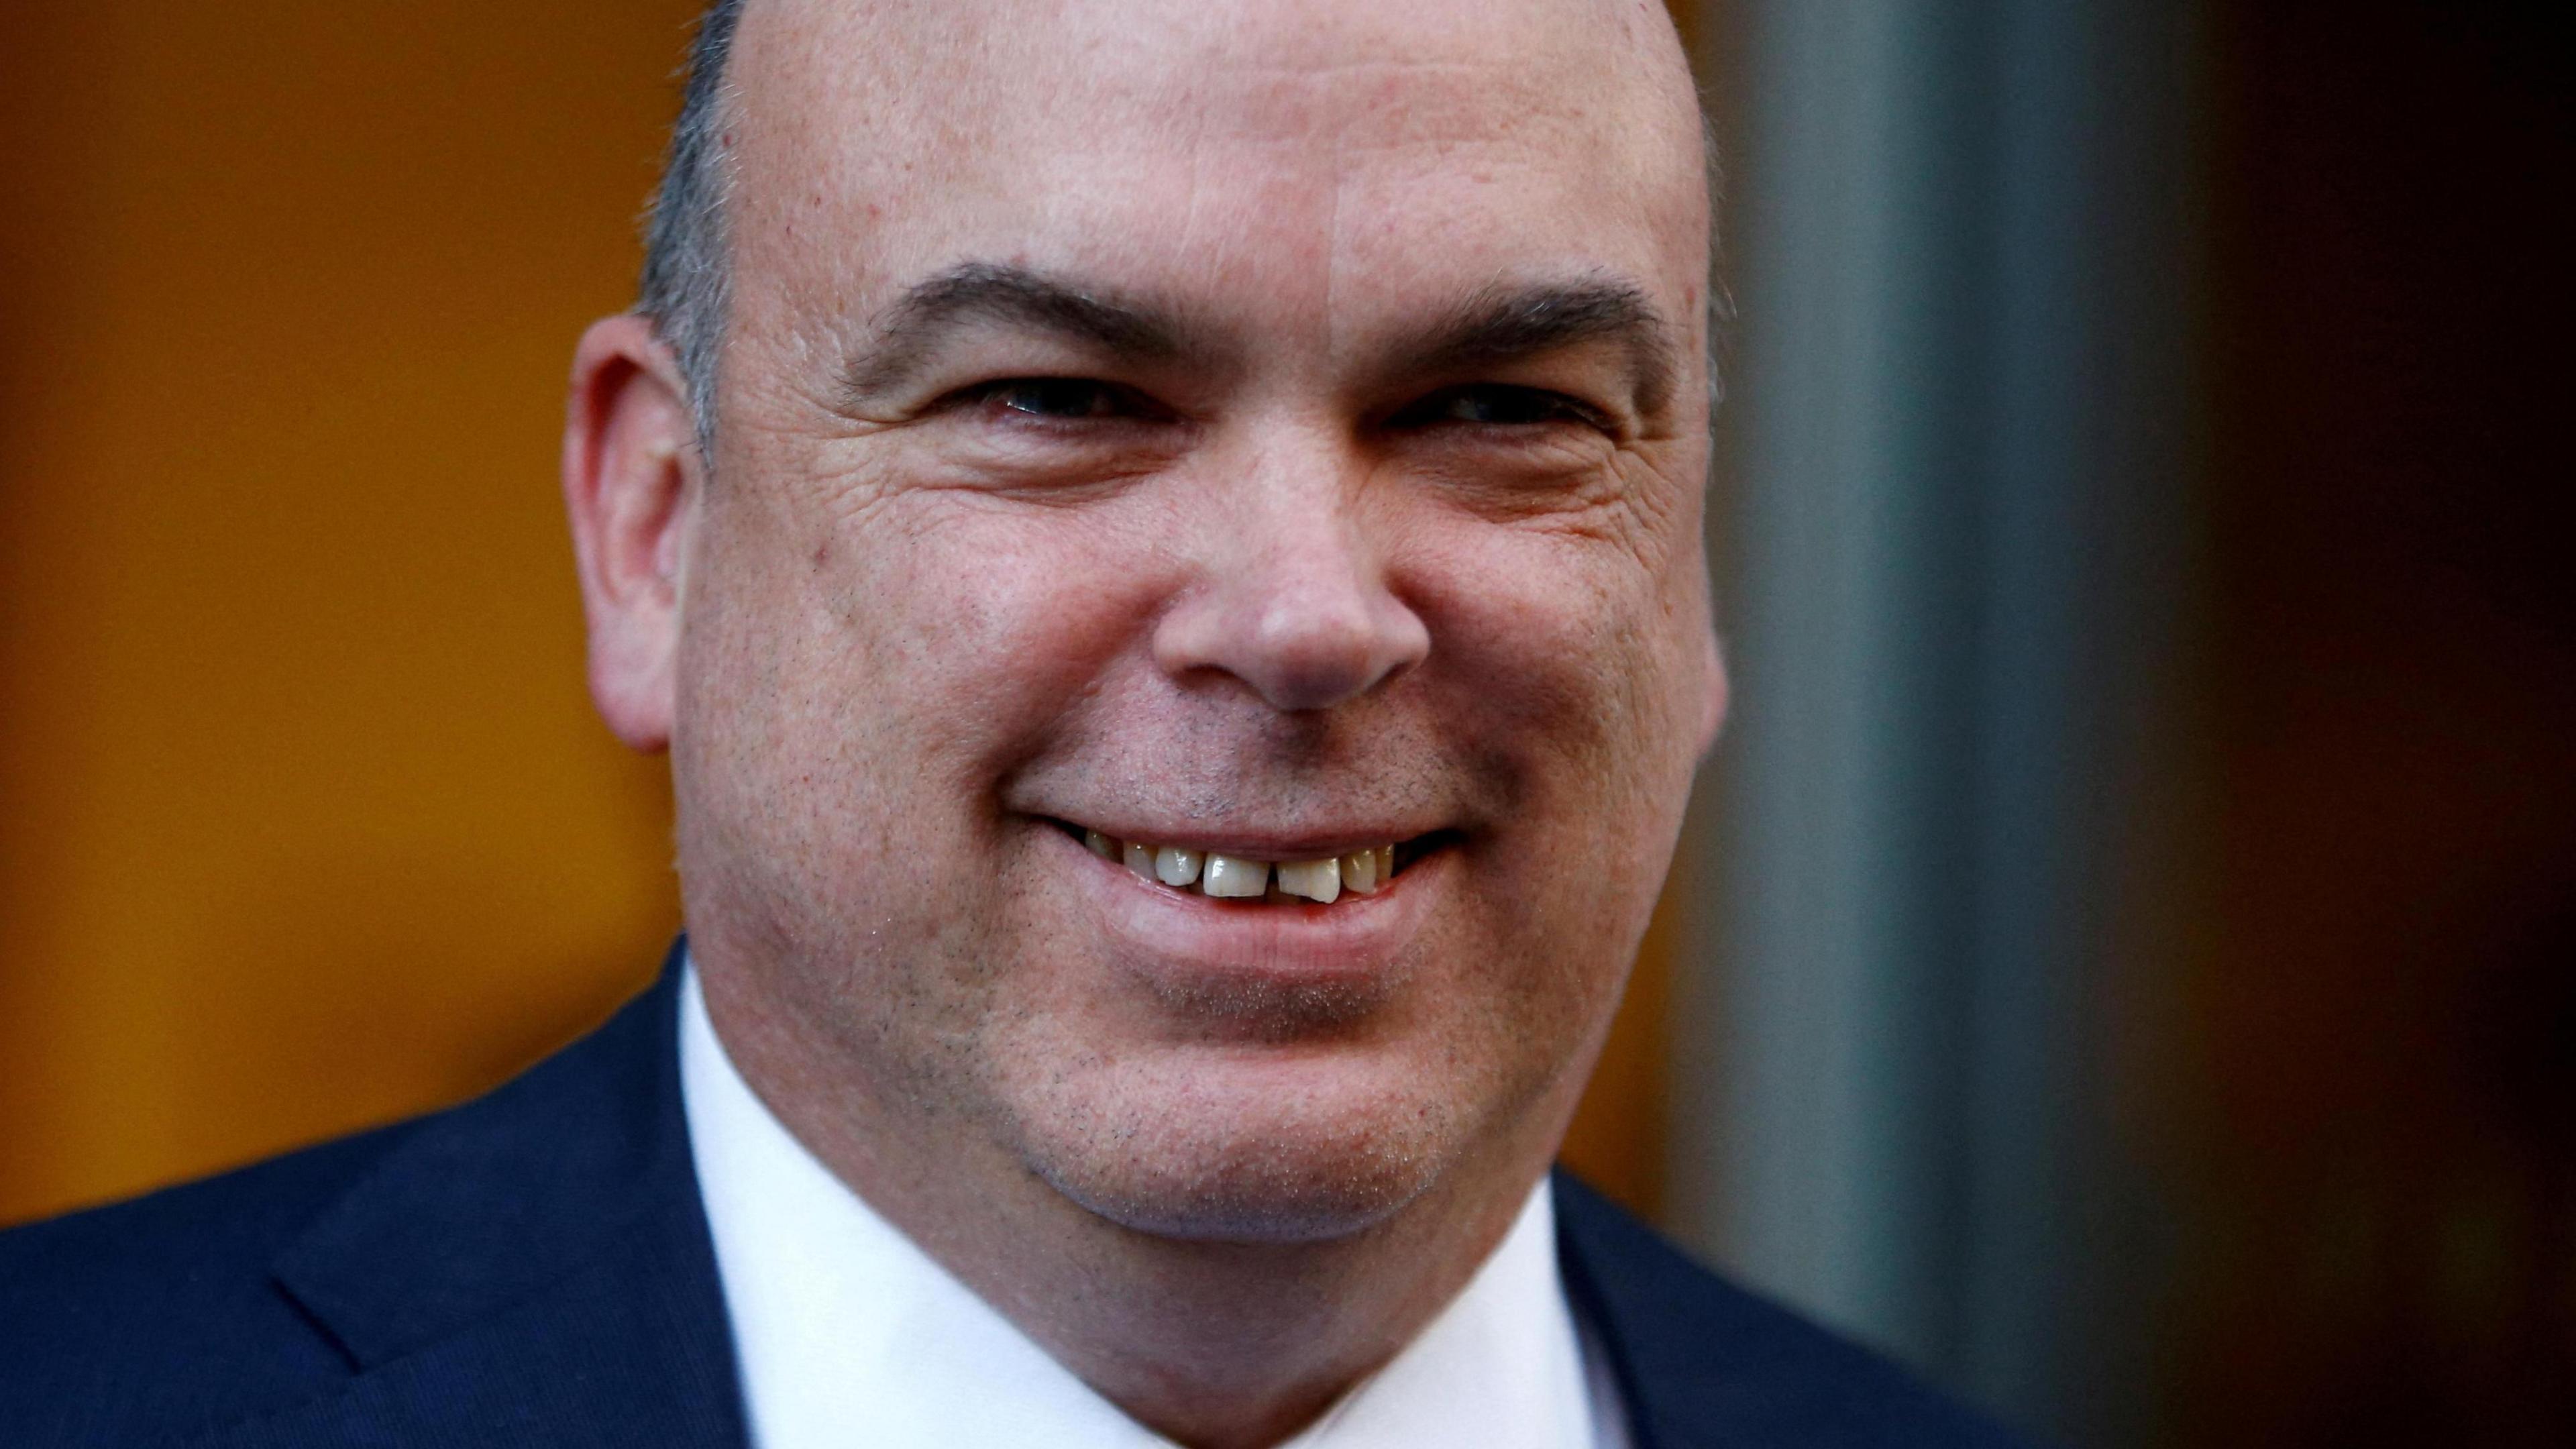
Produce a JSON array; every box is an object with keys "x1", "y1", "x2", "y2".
[{"x1": 1, "y1": 952, "x2": 2032, "y2": 1447}]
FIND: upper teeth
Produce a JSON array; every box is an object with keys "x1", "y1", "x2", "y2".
[{"x1": 1082, "y1": 829, "x2": 1397, "y2": 904}]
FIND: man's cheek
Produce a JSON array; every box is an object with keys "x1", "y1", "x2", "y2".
[
  {"x1": 845, "y1": 502, "x2": 1156, "y2": 686},
  {"x1": 1421, "y1": 544, "x2": 1656, "y2": 743}
]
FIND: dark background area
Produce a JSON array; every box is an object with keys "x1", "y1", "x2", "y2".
[{"x1": 2176, "y1": 1, "x2": 2574, "y2": 1442}]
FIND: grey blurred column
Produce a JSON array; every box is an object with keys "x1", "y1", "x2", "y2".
[{"x1": 1666, "y1": 2, "x2": 2194, "y2": 1443}]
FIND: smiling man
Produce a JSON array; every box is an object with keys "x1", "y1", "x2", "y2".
[{"x1": 1, "y1": 1, "x2": 2031, "y2": 1446}]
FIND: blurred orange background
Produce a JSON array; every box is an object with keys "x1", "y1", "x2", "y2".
[{"x1": 0, "y1": 0, "x2": 698, "y2": 1223}]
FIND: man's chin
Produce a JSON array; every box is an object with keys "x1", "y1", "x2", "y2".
[
  {"x1": 1044, "y1": 1166, "x2": 1426, "y2": 1245},
  {"x1": 1004, "y1": 1063, "x2": 1479, "y2": 1245}
]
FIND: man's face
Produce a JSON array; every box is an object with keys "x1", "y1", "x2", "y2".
[{"x1": 674, "y1": 0, "x2": 1721, "y2": 1240}]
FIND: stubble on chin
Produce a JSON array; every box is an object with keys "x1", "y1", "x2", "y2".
[{"x1": 1009, "y1": 1082, "x2": 1464, "y2": 1246}]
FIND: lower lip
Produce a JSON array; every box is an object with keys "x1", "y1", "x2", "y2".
[{"x1": 1039, "y1": 824, "x2": 1446, "y2": 999}]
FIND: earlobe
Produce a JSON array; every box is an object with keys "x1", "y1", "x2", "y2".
[{"x1": 561, "y1": 314, "x2": 699, "y2": 754}]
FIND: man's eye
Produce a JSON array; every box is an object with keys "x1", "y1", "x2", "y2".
[
  {"x1": 1389, "y1": 385, "x2": 1604, "y2": 429},
  {"x1": 971, "y1": 378, "x2": 1148, "y2": 421}
]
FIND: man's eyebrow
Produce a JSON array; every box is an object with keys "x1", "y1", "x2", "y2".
[
  {"x1": 1396, "y1": 279, "x2": 1679, "y2": 415},
  {"x1": 839, "y1": 262, "x2": 1191, "y2": 402}
]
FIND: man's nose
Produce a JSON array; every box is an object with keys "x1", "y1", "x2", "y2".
[{"x1": 1150, "y1": 452, "x2": 1430, "y2": 713}]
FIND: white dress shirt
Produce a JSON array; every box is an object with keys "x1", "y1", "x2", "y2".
[{"x1": 679, "y1": 965, "x2": 1631, "y2": 1449}]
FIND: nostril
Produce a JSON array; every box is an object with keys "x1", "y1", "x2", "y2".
[{"x1": 1257, "y1": 650, "x2": 1383, "y2": 714}]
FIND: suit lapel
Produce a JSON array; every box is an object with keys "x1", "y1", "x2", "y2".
[
  {"x1": 199, "y1": 947, "x2": 747, "y2": 1448},
  {"x1": 1555, "y1": 1170, "x2": 1746, "y2": 1449},
  {"x1": 1556, "y1": 1170, "x2": 2002, "y2": 1449}
]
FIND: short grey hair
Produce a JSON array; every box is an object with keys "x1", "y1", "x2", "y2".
[{"x1": 639, "y1": 0, "x2": 749, "y2": 448}]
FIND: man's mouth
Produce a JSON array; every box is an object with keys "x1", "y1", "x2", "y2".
[{"x1": 1054, "y1": 822, "x2": 1444, "y2": 906}]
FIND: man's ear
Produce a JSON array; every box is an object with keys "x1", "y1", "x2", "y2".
[{"x1": 562, "y1": 315, "x2": 700, "y2": 753}]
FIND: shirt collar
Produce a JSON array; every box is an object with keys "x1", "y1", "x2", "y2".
[{"x1": 679, "y1": 961, "x2": 1623, "y2": 1449}]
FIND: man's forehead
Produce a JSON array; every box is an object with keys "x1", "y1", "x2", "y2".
[
  {"x1": 719, "y1": 0, "x2": 1705, "y2": 342},
  {"x1": 738, "y1": 0, "x2": 1684, "y2": 96},
  {"x1": 727, "y1": 0, "x2": 1697, "y2": 193}
]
